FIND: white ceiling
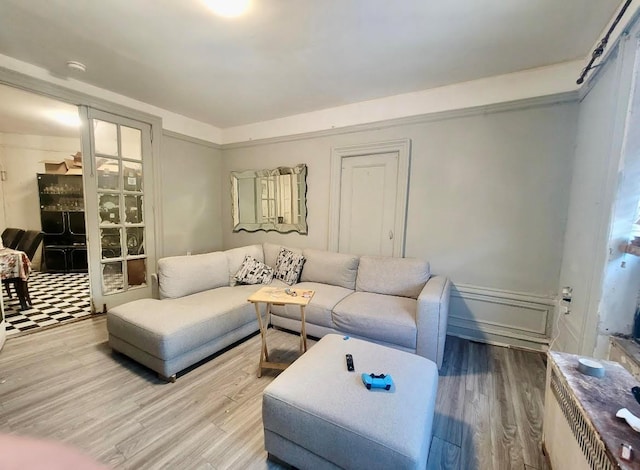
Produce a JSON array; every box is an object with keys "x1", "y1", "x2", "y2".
[{"x1": 0, "y1": 0, "x2": 623, "y2": 132}]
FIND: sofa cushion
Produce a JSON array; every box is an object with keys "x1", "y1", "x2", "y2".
[
  {"x1": 356, "y1": 256, "x2": 430, "y2": 299},
  {"x1": 263, "y1": 243, "x2": 302, "y2": 269},
  {"x1": 274, "y1": 248, "x2": 305, "y2": 285},
  {"x1": 276, "y1": 281, "x2": 353, "y2": 329},
  {"x1": 158, "y1": 251, "x2": 229, "y2": 299},
  {"x1": 300, "y1": 248, "x2": 359, "y2": 290},
  {"x1": 225, "y1": 244, "x2": 264, "y2": 286},
  {"x1": 332, "y1": 292, "x2": 417, "y2": 349},
  {"x1": 234, "y1": 255, "x2": 274, "y2": 285},
  {"x1": 159, "y1": 286, "x2": 261, "y2": 357}
]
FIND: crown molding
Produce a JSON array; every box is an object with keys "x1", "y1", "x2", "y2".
[
  {"x1": 221, "y1": 92, "x2": 578, "y2": 150},
  {"x1": 162, "y1": 129, "x2": 222, "y2": 150}
]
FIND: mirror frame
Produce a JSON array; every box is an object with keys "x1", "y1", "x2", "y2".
[{"x1": 231, "y1": 164, "x2": 308, "y2": 234}]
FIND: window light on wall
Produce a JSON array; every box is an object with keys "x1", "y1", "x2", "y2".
[{"x1": 203, "y1": 0, "x2": 251, "y2": 18}]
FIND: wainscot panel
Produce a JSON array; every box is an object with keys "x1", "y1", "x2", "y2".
[{"x1": 447, "y1": 283, "x2": 554, "y2": 351}]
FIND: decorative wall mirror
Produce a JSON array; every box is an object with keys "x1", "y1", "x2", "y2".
[{"x1": 231, "y1": 164, "x2": 308, "y2": 234}]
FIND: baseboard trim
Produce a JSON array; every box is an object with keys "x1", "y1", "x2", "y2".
[{"x1": 448, "y1": 327, "x2": 548, "y2": 352}]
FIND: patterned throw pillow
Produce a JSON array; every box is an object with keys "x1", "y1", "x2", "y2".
[
  {"x1": 234, "y1": 256, "x2": 274, "y2": 285},
  {"x1": 274, "y1": 248, "x2": 305, "y2": 285}
]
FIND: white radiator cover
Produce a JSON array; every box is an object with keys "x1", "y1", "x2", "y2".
[{"x1": 543, "y1": 366, "x2": 615, "y2": 470}]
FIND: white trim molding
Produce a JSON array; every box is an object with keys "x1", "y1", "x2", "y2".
[
  {"x1": 448, "y1": 283, "x2": 555, "y2": 351},
  {"x1": 221, "y1": 93, "x2": 577, "y2": 150},
  {"x1": 328, "y1": 139, "x2": 411, "y2": 257}
]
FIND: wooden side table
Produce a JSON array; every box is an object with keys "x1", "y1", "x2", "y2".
[{"x1": 247, "y1": 286, "x2": 315, "y2": 377}]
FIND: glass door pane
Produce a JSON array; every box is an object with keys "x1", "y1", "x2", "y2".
[
  {"x1": 94, "y1": 120, "x2": 118, "y2": 156},
  {"x1": 121, "y1": 126, "x2": 142, "y2": 160},
  {"x1": 94, "y1": 118, "x2": 147, "y2": 292}
]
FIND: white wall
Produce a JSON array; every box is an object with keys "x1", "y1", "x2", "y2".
[
  {"x1": 223, "y1": 101, "x2": 577, "y2": 292},
  {"x1": 555, "y1": 31, "x2": 640, "y2": 358},
  {"x1": 0, "y1": 133, "x2": 81, "y2": 268},
  {"x1": 600, "y1": 74, "x2": 640, "y2": 343},
  {"x1": 160, "y1": 132, "x2": 223, "y2": 257},
  {"x1": 222, "y1": 99, "x2": 578, "y2": 348},
  {"x1": 554, "y1": 53, "x2": 622, "y2": 354},
  {"x1": 592, "y1": 33, "x2": 640, "y2": 357}
]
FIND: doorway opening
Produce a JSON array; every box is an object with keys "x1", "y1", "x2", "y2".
[{"x1": 0, "y1": 84, "x2": 92, "y2": 337}]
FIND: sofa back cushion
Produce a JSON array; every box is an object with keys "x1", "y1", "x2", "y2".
[
  {"x1": 225, "y1": 244, "x2": 264, "y2": 285},
  {"x1": 356, "y1": 256, "x2": 430, "y2": 299},
  {"x1": 158, "y1": 251, "x2": 229, "y2": 299},
  {"x1": 263, "y1": 242, "x2": 302, "y2": 269},
  {"x1": 301, "y1": 248, "x2": 359, "y2": 290}
]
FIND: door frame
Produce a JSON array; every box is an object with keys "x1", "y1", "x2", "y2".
[
  {"x1": 0, "y1": 68, "x2": 165, "y2": 307},
  {"x1": 328, "y1": 138, "x2": 411, "y2": 257}
]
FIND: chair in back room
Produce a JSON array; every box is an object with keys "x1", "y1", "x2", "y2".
[
  {"x1": 17, "y1": 230, "x2": 44, "y2": 262},
  {"x1": 4, "y1": 230, "x2": 43, "y2": 305},
  {"x1": 1, "y1": 228, "x2": 25, "y2": 249}
]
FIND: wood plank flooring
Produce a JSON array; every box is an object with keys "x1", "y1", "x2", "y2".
[{"x1": 0, "y1": 317, "x2": 549, "y2": 469}]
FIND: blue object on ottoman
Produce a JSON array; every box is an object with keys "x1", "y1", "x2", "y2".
[
  {"x1": 361, "y1": 372, "x2": 393, "y2": 390},
  {"x1": 262, "y1": 334, "x2": 438, "y2": 470}
]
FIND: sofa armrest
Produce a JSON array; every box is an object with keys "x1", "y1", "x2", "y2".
[{"x1": 416, "y1": 275, "x2": 451, "y2": 369}]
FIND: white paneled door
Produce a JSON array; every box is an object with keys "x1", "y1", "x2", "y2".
[
  {"x1": 81, "y1": 108, "x2": 156, "y2": 312},
  {"x1": 338, "y1": 153, "x2": 398, "y2": 256},
  {"x1": 329, "y1": 139, "x2": 410, "y2": 258}
]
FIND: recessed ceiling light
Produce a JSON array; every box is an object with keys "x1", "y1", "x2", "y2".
[
  {"x1": 203, "y1": 0, "x2": 251, "y2": 18},
  {"x1": 66, "y1": 61, "x2": 86, "y2": 72}
]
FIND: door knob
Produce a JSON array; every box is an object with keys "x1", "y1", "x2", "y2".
[{"x1": 389, "y1": 230, "x2": 394, "y2": 240}]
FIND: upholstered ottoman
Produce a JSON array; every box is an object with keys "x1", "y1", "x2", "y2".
[{"x1": 262, "y1": 334, "x2": 438, "y2": 469}]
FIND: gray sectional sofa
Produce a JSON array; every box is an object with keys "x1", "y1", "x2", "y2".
[{"x1": 107, "y1": 243, "x2": 451, "y2": 381}]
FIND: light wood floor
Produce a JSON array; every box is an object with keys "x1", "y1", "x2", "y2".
[{"x1": 0, "y1": 317, "x2": 549, "y2": 470}]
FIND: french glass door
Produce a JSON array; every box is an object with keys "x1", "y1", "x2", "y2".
[{"x1": 80, "y1": 107, "x2": 156, "y2": 311}]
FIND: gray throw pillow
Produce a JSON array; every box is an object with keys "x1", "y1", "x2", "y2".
[
  {"x1": 234, "y1": 255, "x2": 274, "y2": 285},
  {"x1": 274, "y1": 247, "x2": 305, "y2": 285}
]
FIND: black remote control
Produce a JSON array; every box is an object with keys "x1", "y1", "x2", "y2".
[{"x1": 346, "y1": 354, "x2": 354, "y2": 371}]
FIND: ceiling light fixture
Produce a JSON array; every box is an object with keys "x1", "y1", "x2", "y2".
[
  {"x1": 66, "y1": 61, "x2": 86, "y2": 72},
  {"x1": 203, "y1": 0, "x2": 251, "y2": 18}
]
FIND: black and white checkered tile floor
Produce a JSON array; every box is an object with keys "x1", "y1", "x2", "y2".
[{"x1": 4, "y1": 271, "x2": 92, "y2": 337}]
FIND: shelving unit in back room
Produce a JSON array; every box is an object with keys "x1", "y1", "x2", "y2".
[{"x1": 37, "y1": 173, "x2": 88, "y2": 273}]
